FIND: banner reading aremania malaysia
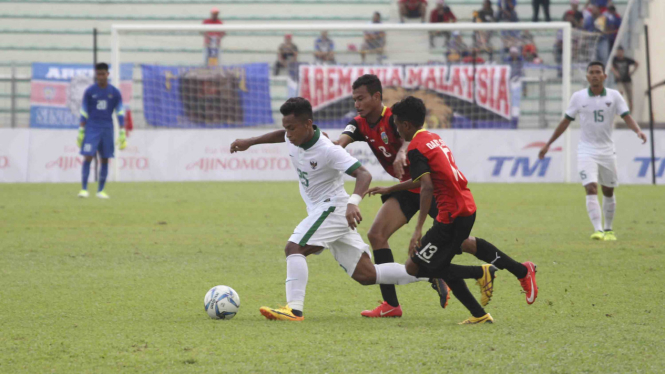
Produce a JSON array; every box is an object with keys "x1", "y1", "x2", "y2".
[
  {"x1": 141, "y1": 63, "x2": 273, "y2": 128},
  {"x1": 297, "y1": 64, "x2": 518, "y2": 129},
  {"x1": 30, "y1": 63, "x2": 133, "y2": 129}
]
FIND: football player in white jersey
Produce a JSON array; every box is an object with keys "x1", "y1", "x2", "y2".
[
  {"x1": 539, "y1": 61, "x2": 647, "y2": 241},
  {"x1": 231, "y1": 98, "x2": 488, "y2": 321}
]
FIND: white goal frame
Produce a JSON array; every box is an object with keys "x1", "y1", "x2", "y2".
[{"x1": 110, "y1": 22, "x2": 573, "y2": 182}]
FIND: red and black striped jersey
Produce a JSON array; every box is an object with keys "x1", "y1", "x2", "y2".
[
  {"x1": 342, "y1": 106, "x2": 412, "y2": 183},
  {"x1": 408, "y1": 129, "x2": 476, "y2": 223}
]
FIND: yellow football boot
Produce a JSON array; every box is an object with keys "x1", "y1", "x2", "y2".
[
  {"x1": 603, "y1": 231, "x2": 617, "y2": 241},
  {"x1": 476, "y1": 264, "x2": 498, "y2": 306},
  {"x1": 459, "y1": 313, "x2": 494, "y2": 325},
  {"x1": 259, "y1": 305, "x2": 304, "y2": 321},
  {"x1": 590, "y1": 231, "x2": 604, "y2": 240}
]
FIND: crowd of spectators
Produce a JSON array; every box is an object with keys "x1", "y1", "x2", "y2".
[{"x1": 196, "y1": 1, "x2": 629, "y2": 77}]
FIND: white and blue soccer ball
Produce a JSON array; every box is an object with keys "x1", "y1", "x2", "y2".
[{"x1": 204, "y1": 285, "x2": 240, "y2": 320}]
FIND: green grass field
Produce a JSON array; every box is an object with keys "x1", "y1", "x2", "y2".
[{"x1": 1, "y1": 182, "x2": 664, "y2": 373}]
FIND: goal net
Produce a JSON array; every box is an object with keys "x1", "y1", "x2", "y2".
[{"x1": 110, "y1": 22, "x2": 589, "y2": 130}]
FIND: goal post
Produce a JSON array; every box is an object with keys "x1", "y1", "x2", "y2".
[{"x1": 110, "y1": 21, "x2": 575, "y2": 181}]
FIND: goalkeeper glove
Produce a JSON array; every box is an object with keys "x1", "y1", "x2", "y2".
[
  {"x1": 77, "y1": 127, "x2": 85, "y2": 148},
  {"x1": 118, "y1": 128, "x2": 127, "y2": 150}
]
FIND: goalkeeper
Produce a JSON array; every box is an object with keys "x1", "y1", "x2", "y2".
[{"x1": 76, "y1": 62, "x2": 127, "y2": 199}]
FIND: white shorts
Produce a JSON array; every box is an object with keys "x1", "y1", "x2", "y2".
[
  {"x1": 578, "y1": 153, "x2": 619, "y2": 188},
  {"x1": 288, "y1": 204, "x2": 371, "y2": 277}
]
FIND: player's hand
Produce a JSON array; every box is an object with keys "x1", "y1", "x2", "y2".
[
  {"x1": 346, "y1": 204, "x2": 362, "y2": 230},
  {"x1": 408, "y1": 228, "x2": 423, "y2": 257},
  {"x1": 393, "y1": 150, "x2": 408, "y2": 179},
  {"x1": 364, "y1": 186, "x2": 390, "y2": 197},
  {"x1": 77, "y1": 127, "x2": 85, "y2": 148},
  {"x1": 637, "y1": 131, "x2": 647, "y2": 144},
  {"x1": 118, "y1": 129, "x2": 127, "y2": 150},
  {"x1": 230, "y1": 139, "x2": 252, "y2": 153},
  {"x1": 538, "y1": 144, "x2": 549, "y2": 159}
]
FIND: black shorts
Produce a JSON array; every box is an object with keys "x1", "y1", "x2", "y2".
[
  {"x1": 381, "y1": 190, "x2": 438, "y2": 223},
  {"x1": 411, "y1": 213, "x2": 476, "y2": 273}
]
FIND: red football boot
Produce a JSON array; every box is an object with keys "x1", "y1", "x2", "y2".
[
  {"x1": 519, "y1": 261, "x2": 538, "y2": 305},
  {"x1": 361, "y1": 301, "x2": 403, "y2": 318}
]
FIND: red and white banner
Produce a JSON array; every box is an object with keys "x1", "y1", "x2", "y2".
[
  {"x1": 298, "y1": 64, "x2": 512, "y2": 119},
  {"x1": 0, "y1": 129, "x2": 663, "y2": 184}
]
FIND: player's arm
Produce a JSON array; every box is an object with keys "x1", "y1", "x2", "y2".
[
  {"x1": 77, "y1": 89, "x2": 89, "y2": 147},
  {"x1": 630, "y1": 60, "x2": 639, "y2": 76},
  {"x1": 540, "y1": 93, "x2": 579, "y2": 159},
  {"x1": 346, "y1": 165, "x2": 372, "y2": 230},
  {"x1": 230, "y1": 130, "x2": 286, "y2": 153},
  {"x1": 391, "y1": 115, "x2": 408, "y2": 179},
  {"x1": 114, "y1": 89, "x2": 127, "y2": 150},
  {"x1": 622, "y1": 114, "x2": 647, "y2": 143},
  {"x1": 364, "y1": 179, "x2": 420, "y2": 197},
  {"x1": 336, "y1": 120, "x2": 362, "y2": 147},
  {"x1": 406, "y1": 148, "x2": 432, "y2": 256},
  {"x1": 410, "y1": 173, "x2": 433, "y2": 257}
]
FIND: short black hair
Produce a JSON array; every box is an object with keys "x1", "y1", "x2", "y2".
[
  {"x1": 608, "y1": 5, "x2": 616, "y2": 11},
  {"x1": 391, "y1": 96, "x2": 426, "y2": 128},
  {"x1": 280, "y1": 97, "x2": 313, "y2": 121},
  {"x1": 352, "y1": 74, "x2": 382, "y2": 98},
  {"x1": 95, "y1": 63, "x2": 109, "y2": 71},
  {"x1": 617, "y1": 45, "x2": 624, "y2": 51},
  {"x1": 587, "y1": 61, "x2": 605, "y2": 72}
]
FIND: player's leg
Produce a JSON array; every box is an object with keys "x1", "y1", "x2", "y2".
[
  {"x1": 259, "y1": 241, "x2": 323, "y2": 321},
  {"x1": 96, "y1": 129, "x2": 114, "y2": 198},
  {"x1": 79, "y1": 128, "x2": 102, "y2": 197},
  {"x1": 365, "y1": 196, "x2": 408, "y2": 309},
  {"x1": 461, "y1": 237, "x2": 538, "y2": 304},
  {"x1": 579, "y1": 155, "x2": 604, "y2": 238},
  {"x1": 598, "y1": 156, "x2": 618, "y2": 240}
]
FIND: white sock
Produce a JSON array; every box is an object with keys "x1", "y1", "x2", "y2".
[
  {"x1": 586, "y1": 195, "x2": 603, "y2": 232},
  {"x1": 603, "y1": 195, "x2": 616, "y2": 231},
  {"x1": 374, "y1": 263, "x2": 420, "y2": 285},
  {"x1": 285, "y1": 254, "x2": 307, "y2": 312}
]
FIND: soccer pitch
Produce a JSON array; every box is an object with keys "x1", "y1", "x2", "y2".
[{"x1": 1, "y1": 182, "x2": 663, "y2": 373}]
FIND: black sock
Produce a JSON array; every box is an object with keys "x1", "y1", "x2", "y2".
[
  {"x1": 374, "y1": 248, "x2": 400, "y2": 307},
  {"x1": 444, "y1": 277, "x2": 486, "y2": 318},
  {"x1": 292, "y1": 309, "x2": 303, "y2": 317},
  {"x1": 445, "y1": 264, "x2": 484, "y2": 279},
  {"x1": 474, "y1": 238, "x2": 528, "y2": 279}
]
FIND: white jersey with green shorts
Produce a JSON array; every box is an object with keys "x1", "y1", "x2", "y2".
[
  {"x1": 565, "y1": 87, "x2": 630, "y2": 187},
  {"x1": 286, "y1": 126, "x2": 371, "y2": 276}
]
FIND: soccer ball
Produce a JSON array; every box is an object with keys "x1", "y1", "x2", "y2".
[{"x1": 204, "y1": 285, "x2": 240, "y2": 320}]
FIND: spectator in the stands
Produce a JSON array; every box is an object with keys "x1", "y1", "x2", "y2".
[
  {"x1": 462, "y1": 47, "x2": 485, "y2": 64},
  {"x1": 555, "y1": 12, "x2": 578, "y2": 72},
  {"x1": 583, "y1": 5, "x2": 610, "y2": 63},
  {"x1": 523, "y1": 44, "x2": 542, "y2": 64},
  {"x1": 429, "y1": 0, "x2": 457, "y2": 48},
  {"x1": 399, "y1": 0, "x2": 427, "y2": 23},
  {"x1": 505, "y1": 46, "x2": 524, "y2": 79},
  {"x1": 611, "y1": 46, "x2": 638, "y2": 110},
  {"x1": 361, "y1": 12, "x2": 386, "y2": 64},
  {"x1": 446, "y1": 31, "x2": 468, "y2": 63},
  {"x1": 532, "y1": 0, "x2": 551, "y2": 22},
  {"x1": 473, "y1": 0, "x2": 496, "y2": 56},
  {"x1": 202, "y1": 8, "x2": 225, "y2": 66},
  {"x1": 585, "y1": 0, "x2": 612, "y2": 13},
  {"x1": 497, "y1": 0, "x2": 519, "y2": 22},
  {"x1": 604, "y1": 5, "x2": 622, "y2": 50},
  {"x1": 314, "y1": 31, "x2": 335, "y2": 64},
  {"x1": 274, "y1": 34, "x2": 299, "y2": 76},
  {"x1": 564, "y1": 0, "x2": 584, "y2": 28}
]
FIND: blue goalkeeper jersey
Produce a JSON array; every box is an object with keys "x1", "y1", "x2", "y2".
[{"x1": 80, "y1": 83, "x2": 124, "y2": 129}]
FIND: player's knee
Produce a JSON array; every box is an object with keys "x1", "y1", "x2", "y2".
[
  {"x1": 601, "y1": 186, "x2": 614, "y2": 197},
  {"x1": 461, "y1": 237, "x2": 476, "y2": 254},
  {"x1": 367, "y1": 228, "x2": 387, "y2": 249},
  {"x1": 584, "y1": 183, "x2": 598, "y2": 195},
  {"x1": 284, "y1": 242, "x2": 303, "y2": 257},
  {"x1": 352, "y1": 272, "x2": 375, "y2": 286},
  {"x1": 405, "y1": 258, "x2": 419, "y2": 276}
]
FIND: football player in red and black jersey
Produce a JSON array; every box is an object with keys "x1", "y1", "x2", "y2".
[
  {"x1": 338, "y1": 75, "x2": 538, "y2": 319},
  {"x1": 389, "y1": 96, "x2": 538, "y2": 324},
  {"x1": 336, "y1": 75, "x2": 443, "y2": 318}
]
